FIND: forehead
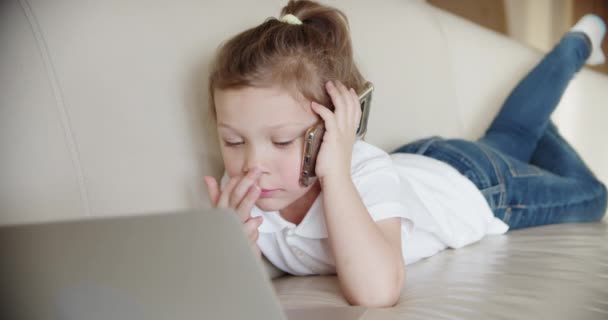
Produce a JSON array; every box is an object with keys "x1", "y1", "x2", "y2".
[{"x1": 214, "y1": 85, "x2": 314, "y2": 122}]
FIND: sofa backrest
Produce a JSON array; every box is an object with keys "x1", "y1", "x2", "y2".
[
  {"x1": 1, "y1": 0, "x2": 463, "y2": 223},
  {"x1": 3, "y1": 0, "x2": 607, "y2": 224}
]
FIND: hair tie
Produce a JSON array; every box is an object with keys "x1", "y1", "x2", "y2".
[{"x1": 279, "y1": 14, "x2": 303, "y2": 25}]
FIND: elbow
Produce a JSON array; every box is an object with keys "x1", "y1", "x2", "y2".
[
  {"x1": 345, "y1": 267, "x2": 405, "y2": 308},
  {"x1": 348, "y1": 293, "x2": 401, "y2": 308},
  {"x1": 346, "y1": 283, "x2": 403, "y2": 308}
]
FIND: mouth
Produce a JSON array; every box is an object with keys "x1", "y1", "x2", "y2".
[{"x1": 260, "y1": 188, "x2": 280, "y2": 198}]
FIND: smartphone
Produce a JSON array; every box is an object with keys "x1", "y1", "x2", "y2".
[
  {"x1": 299, "y1": 82, "x2": 374, "y2": 187},
  {"x1": 356, "y1": 82, "x2": 374, "y2": 139}
]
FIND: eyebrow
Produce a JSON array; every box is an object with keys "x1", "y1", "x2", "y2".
[{"x1": 218, "y1": 122, "x2": 307, "y2": 130}]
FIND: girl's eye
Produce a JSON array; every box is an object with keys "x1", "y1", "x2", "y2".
[
  {"x1": 224, "y1": 141, "x2": 243, "y2": 147},
  {"x1": 274, "y1": 140, "x2": 294, "y2": 147}
]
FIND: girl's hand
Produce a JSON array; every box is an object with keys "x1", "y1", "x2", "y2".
[
  {"x1": 310, "y1": 80, "x2": 362, "y2": 181},
  {"x1": 203, "y1": 169, "x2": 264, "y2": 258}
]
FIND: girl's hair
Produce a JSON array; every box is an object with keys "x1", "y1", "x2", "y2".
[{"x1": 207, "y1": 0, "x2": 366, "y2": 119}]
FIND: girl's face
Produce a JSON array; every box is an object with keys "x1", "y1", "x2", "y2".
[{"x1": 214, "y1": 85, "x2": 319, "y2": 212}]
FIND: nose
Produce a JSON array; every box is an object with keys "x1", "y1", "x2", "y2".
[{"x1": 243, "y1": 144, "x2": 264, "y2": 175}]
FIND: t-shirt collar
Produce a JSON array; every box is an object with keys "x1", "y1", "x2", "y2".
[
  {"x1": 252, "y1": 192, "x2": 328, "y2": 239},
  {"x1": 221, "y1": 171, "x2": 328, "y2": 239}
]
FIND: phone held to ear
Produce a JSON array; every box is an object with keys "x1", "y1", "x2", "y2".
[{"x1": 299, "y1": 82, "x2": 374, "y2": 187}]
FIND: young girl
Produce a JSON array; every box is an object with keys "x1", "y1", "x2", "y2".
[{"x1": 203, "y1": 0, "x2": 608, "y2": 307}]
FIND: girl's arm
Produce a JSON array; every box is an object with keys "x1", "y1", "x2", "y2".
[
  {"x1": 311, "y1": 80, "x2": 405, "y2": 307},
  {"x1": 320, "y1": 174, "x2": 405, "y2": 307}
]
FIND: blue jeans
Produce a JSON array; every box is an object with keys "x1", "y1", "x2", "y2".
[{"x1": 393, "y1": 32, "x2": 608, "y2": 230}]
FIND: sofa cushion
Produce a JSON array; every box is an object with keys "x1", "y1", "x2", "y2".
[{"x1": 274, "y1": 222, "x2": 608, "y2": 319}]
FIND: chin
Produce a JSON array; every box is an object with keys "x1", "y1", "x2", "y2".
[{"x1": 254, "y1": 198, "x2": 289, "y2": 212}]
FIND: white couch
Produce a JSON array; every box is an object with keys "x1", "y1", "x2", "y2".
[{"x1": 2, "y1": 0, "x2": 607, "y2": 318}]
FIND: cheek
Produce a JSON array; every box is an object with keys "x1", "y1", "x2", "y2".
[
  {"x1": 224, "y1": 163, "x2": 240, "y2": 177},
  {"x1": 278, "y1": 148, "x2": 303, "y2": 187},
  {"x1": 220, "y1": 149, "x2": 242, "y2": 178}
]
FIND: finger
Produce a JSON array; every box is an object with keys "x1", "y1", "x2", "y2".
[
  {"x1": 216, "y1": 175, "x2": 241, "y2": 208},
  {"x1": 311, "y1": 101, "x2": 335, "y2": 132},
  {"x1": 229, "y1": 168, "x2": 263, "y2": 209},
  {"x1": 203, "y1": 176, "x2": 221, "y2": 207},
  {"x1": 335, "y1": 81, "x2": 356, "y2": 130},
  {"x1": 251, "y1": 244, "x2": 261, "y2": 258},
  {"x1": 235, "y1": 184, "x2": 262, "y2": 222},
  {"x1": 243, "y1": 219, "x2": 258, "y2": 242},
  {"x1": 243, "y1": 216, "x2": 263, "y2": 242},
  {"x1": 334, "y1": 80, "x2": 351, "y2": 101},
  {"x1": 326, "y1": 80, "x2": 347, "y2": 116}
]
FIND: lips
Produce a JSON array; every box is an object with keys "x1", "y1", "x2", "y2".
[{"x1": 259, "y1": 188, "x2": 279, "y2": 198}]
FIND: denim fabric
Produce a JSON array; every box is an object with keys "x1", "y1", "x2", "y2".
[{"x1": 393, "y1": 32, "x2": 607, "y2": 230}]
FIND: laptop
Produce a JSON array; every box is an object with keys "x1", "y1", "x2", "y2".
[{"x1": 0, "y1": 209, "x2": 287, "y2": 320}]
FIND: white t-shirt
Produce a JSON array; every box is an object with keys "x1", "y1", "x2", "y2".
[{"x1": 221, "y1": 140, "x2": 508, "y2": 276}]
